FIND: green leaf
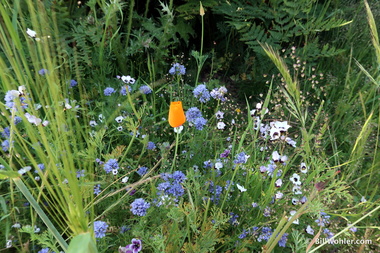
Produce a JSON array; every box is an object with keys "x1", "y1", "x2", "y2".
[
  {"x1": 0, "y1": 170, "x2": 20, "y2": 179},
  {"x1": 67, "y1": 232, "x2": 98, "y2": 253}
]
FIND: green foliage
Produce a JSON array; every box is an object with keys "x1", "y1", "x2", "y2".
[{"x1": 214, "y1": 0, "x2": 350, "y2": 58}]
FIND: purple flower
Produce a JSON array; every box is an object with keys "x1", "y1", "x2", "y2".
[
  {"x1": 169, "y1": 63, "x2": 186, "y2": 75},
  {"x1": 70, "y1": 79, "x2": 78, "y2": 87},
  {"x1": 119, "y1": 238, "x2": 142, "y2": 253},
  {"x1": 139, "y1": 85, "x2": 152, "y2": 94},
  {"x1": 104, "y1": 159, "x2": 119, "y2": 174},
  {"x1": 104, "y1": 87, "x2": 116, "y2": 96},
  {"x1": 130, "y1": 198, "x2": 150, "y2": 216},
  {"x1": 93, "y1": 221, "x2": 108, "y2": 238},
  {"x1": 220, "y1": 149, "x2": 231, "y2": 158},
  {"x1": 38, "y1": 248, "x2": 50, "y2": 253},
  {"x1": 193, "y1": 84, "x2": 210, "y2": 103}
]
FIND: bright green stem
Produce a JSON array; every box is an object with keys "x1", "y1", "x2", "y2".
[
  {"x1": 170, "y1": 130, "x2": 180, "y2": 173},
  {"x1": 12, "y1": 178, "x2": 68, "y2": 251}
]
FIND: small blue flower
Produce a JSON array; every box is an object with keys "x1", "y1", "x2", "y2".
[
  {"x1": 278, "y1": 233, "x2": 288, "y2": 247},
  {"x1": 193, "y1": 84, "x2": 210, "y2": 103},
  {"x1": 76, "y1": 169, "x2": 85, "y2": 178},
  {"x1": 104, "y1": 87, "x2": 116, "y2": 96},
  {"x1": 38, "y1": 248, "x2": 50, "y2": 253},
  {"x1": 120, "y1": 85, "x2": 132, "y2": 95},
  {"x1": 93, "y1": 221, "x2": 108, "y2": 238},
  {"x1": 2, "y1": 140, "x2": 10, "y2": 152},
  {"x1": 94, "y1": 184, "x2": 101, "y2": 195},
  {"x1": 1, "y1": 127, "x2": 10, "y2": 139},
  {"x1": 70, "y1": 79, "x2": 78, "y2": 87},
  {"x1": 139, "y1": 85, "x2": 152, "y2": 94},
  {"x1": 130, "y1": 198, "x2": 150, "y2": 216},
  {"x1": 137, "y1": 167, "x2": 148, "y2": 176},
  {"x1": 147, "y1": 141, "x2": 156, "y2": 150},
  {"x1": 169, "y1": 63, "x2": 186, "y2": 75},
  {"x1": 233, "y1": 152, "x2": 250, "y2": 164},
  {"x1": 104, "y1": 159, "x2": 119, "y2": 174},
  {"x1": 38, "y1": 69, "x2": 48, "y2": 75}
]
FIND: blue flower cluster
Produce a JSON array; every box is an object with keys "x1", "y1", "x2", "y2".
[
  {"x1": 155, "y1": 171, "x2": 187, "y2": 204},
  {"x1": 315, "y1": 211, "x2": 331, "y2": 227},
  {"x1": 238, "y1": 226, "x2": 259, "y2": 239},
  {"x1": 130, "y1": 198, "x2": 151, "y2": 216},
  {"x1": 169, "y1": 63, "x2": 186, "y2": 75},
  {"x1": 228, "y1": 212, "x2": 239, "y2": 225},
  {"x1": 147, "y1": 141, "x2": 156, "y2": 150},
  {"x1": 103, "y1": 159, "x2": 119, "y2": 174},
  {"x1": 233, "y1": 151, "x2": 250, "y2": 164},
  {"x1": 185, "y1": 107, "x2": 207, "y2": 130},
  {"x1": 193, "y1": 84, "x2": 210, "y2": 103},
  {"x1": 210, "y1": 86, "x2": 227, "y2": 102},
  {"x1": 104, "y1": 87, "x2": 116, "y2": 96},
  {"x1": 94, "y1": 220, "x2": 108, "y2": 238},
  {"x1": 207, "y1": 181, "x2": 223, "y2": 204}
]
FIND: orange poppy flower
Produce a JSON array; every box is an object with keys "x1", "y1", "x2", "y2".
[{"x1": 168, "y1": 101, "x2": 186, "y2": 128}]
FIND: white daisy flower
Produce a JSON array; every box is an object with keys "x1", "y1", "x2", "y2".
[
  {"x1": 217, "y1": 122, "x2": 226, "y2": 130},
  {"x1": 275, "y1": 178, "x2": 283, "y2": 187},
  {"x1": 272, "y1": 151, "x2": 280, "y2": 162},
  {"x1": 89, "y1": 120, "x2": 97, "y2": 127},
  {"x1": 26, "y1": 28, "x2": 37, "y2": 38},
  {"x1": 121, "y1": 75, "x2": 136, "y2": 84},
  {"x1": 292, "y1": 185, "x2": 303, "y2": 195},
  {"x1": 98, "y1": 114, "x2": 105, "y2": 122},
  {"x1": 115, "y1": 116, "x2": 124, "y2": 123},
  {"x1": 290, "y1": 173, "x2": 301, "y2": 185},
  {"x1": 275, "y1": 191, "x2": 283, "y2": 199},
  {"x1": 215, "y1": 161, "x2": 223, "y2": 169},
  {"x1": 236, "y1": 184, "x2": 247, "y2": 192},
  {"x1": 215, "y1": 110, "x2": 224, "y2": 119},
  {"x1": 306, "y1": 225, "x2": 314, "y2": 235},
  {"x1": 300, "y1": 162, "x2": 308, "y2": 173},
  {"x1": 291, "y1": 198, "x2": 299, "y2": 205}
]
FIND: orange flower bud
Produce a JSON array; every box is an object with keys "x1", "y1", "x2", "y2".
[{"x1": 169, "y1": 101, "x2": 186, "y2": 128}]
